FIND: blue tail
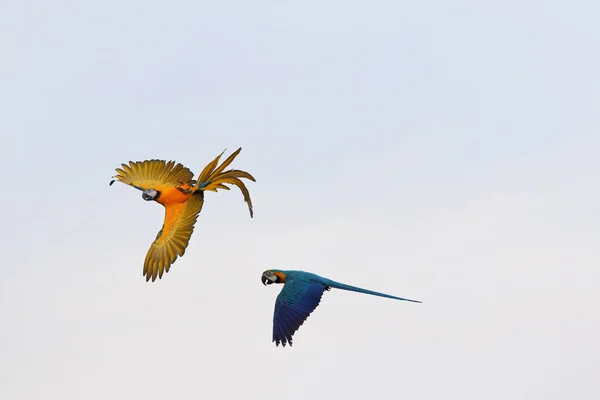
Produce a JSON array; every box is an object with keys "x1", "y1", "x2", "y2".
[{"x1": 323, "y1": 279, "x2": 422, "y2": 303}]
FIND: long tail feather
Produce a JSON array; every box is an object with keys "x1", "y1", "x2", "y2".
[
  {"x1": 211, "y1": 148, "x2": 242, "y2": 177},
  {"x1": 197, "y1": 150, "x2": 225, "y2": 185},
  {"x1": 195, "y1": 147, "x2": 256, "y2": 217},
  {"x1": 325, "y1": 280, "x2": 422, "y2": 303}
]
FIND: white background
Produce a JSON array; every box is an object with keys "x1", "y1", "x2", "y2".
[{"x1": 1, "y1": 1, "x2": 598, "y2": 399}]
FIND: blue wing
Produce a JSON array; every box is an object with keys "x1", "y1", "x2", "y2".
[{"x1": 272, "y1": 279, "x2": 328, "y2": 347}]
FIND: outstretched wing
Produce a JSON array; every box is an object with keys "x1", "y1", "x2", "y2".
[
  {"x1": 143, "y1": 192, "x2": 205, "y2": 281},
  {"x1": 273, "y1": 279, "x2": 328, "y2": 347},
  {"x1": 111, "y1": 160, "x2": 195, "y2": 191}
]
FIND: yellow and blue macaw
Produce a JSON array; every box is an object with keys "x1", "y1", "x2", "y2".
[
  {"x1": 261, "y1": 269, "x2": 421, "y2": 347},
  {"x1": 110, "y1": 148, "x2": 255, "y2": 282}
]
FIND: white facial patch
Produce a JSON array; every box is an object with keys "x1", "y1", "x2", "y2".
[
  {"x1": 142, "y1": 189, "x2": 158, "y2": 200},
  {"x1": 263, "y1": 271, "x2": 278, "y2": 283}
]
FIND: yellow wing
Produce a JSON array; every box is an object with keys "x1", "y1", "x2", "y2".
[
  {"x1": 143, "y1": 192, "x2": 205, "y2": 281},
  {"x1": 111, "y1": 160, "x2": 195, "y2": 191}
]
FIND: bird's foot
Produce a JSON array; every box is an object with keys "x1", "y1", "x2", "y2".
[
  {"x1": 325, "y1": 286, "x2": 331, "y2": 291},
  {"x1": 176, "y1": 182, "x2": 193, "y2": 194}
]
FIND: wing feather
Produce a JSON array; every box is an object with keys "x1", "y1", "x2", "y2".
[
  {"x1": 273, "y1": 279, "x2": 327, "y2": 347},
  {"x1": 143, "y1": 192, "x2": 205, "y2": 281},
  {"x1": 112, "y1": 159, "x2": 195, "y2": 191}
]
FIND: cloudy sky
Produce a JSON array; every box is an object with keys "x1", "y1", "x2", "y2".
[{"x1": 1, "y1": 1, "x2": 599, "y2": 399}]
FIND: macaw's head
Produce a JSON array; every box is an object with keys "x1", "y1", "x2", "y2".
[
  {"x1": 261, "y1": 270, "x2": 286, "y2": 286},
  {"x1": 142, "y1": 188, "x2": 160, "y2": 201}
]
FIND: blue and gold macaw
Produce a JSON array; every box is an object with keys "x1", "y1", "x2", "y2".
[
  {"x1": 110, "y1": 148, "x2": 255, "y2": 282},
  {"x1": 261, "y1": 269, "x2": 421, "y2": 347}
]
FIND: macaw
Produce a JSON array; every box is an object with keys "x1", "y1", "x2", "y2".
[
  {"x1": 110, "y1": 148, "x2": 255, "y2": 282},
  {"x1": 261, "y1": 269, "x2": 421, "y2": 347}
]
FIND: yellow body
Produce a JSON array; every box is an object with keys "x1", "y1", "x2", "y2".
[{"x1": 112, "y1": 148, "x2": 255, "y2": 281}]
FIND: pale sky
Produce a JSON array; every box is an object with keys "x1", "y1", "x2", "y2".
[{"x1": 1, "y1": 1, "x2": 599, "y2": 399}]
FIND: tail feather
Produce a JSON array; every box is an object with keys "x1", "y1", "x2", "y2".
[
  {"x1": 208, "y1": 183, "x2": 231, "y2": 191},
  {"x1": 327, "y1": 280, "x2": 422, "y2": 303},
  {"x1": 212, "y1": 169, "x2": 255, "y2": 182},
  {"x1": 195, "y1": 147, "x2": 256, "y2": 217},
  {"x1": 211, "y1": 148, "x2": 243, "y2": 177},
  {"x1": 197, "y1": 150, "x2": 226, "y2": 185}
]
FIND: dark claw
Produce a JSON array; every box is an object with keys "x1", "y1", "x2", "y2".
[{"x1": 176, "y1": 185, "x2": 192, "y2": 194}]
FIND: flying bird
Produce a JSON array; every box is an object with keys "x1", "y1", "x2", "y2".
[
  {"x1": 261, "y1": 269, "x2": 421, "y2": 347},
  {"x1": 110, "y1": 148, "x2": 255, "y2": 282}
]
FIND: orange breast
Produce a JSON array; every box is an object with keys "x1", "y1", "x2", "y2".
[{"x1": 156, "y1": 186, "x2": 192, "y2": 206}]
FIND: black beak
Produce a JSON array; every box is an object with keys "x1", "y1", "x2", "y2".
[{"x1": 261, "y1": 275, "x2": 271, "y2": 286}]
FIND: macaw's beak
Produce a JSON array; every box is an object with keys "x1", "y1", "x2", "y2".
[{"x1": 261, "y1": 275, "x2": 272, "y2": 286}]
